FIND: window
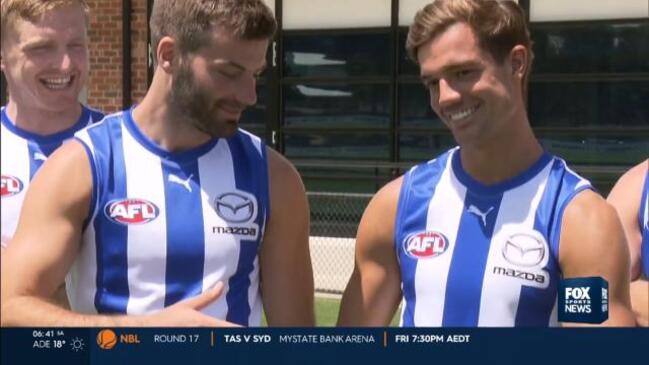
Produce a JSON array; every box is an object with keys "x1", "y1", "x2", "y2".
[
  {"x1": 529, "y1": 81, "x2": 649, "y2": 128},
  {"x1": 283, "y1": 83, "x2": 391, "y2": 129},
  {"x1": 531, "y1": 21, "x2": 649, "y2": 74},
  {"x1": 284, "y1": 33, "x2": 391, "y2": 78}
]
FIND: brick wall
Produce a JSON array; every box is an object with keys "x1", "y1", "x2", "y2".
[{"x1": 87, "y1": 0, "x2": 149, "y2": 114}]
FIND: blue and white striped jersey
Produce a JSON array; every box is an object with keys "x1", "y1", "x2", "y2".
[
  {"x1": 67, "y1": 109, "x2": 270, "y2": 326},
  {"x1": 395, "y1": 147, "x2": 592, "y2": 327},
  {"x1": 1, "y1": 106, "x2": 103, "y2": 240},
  {"x1": 639, "y1": 166, "x2": 649, "y2": 278}
]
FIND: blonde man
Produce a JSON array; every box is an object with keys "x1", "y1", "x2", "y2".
[{"x1": 1, "y1": 0, "x2": 103, "y2": 247}]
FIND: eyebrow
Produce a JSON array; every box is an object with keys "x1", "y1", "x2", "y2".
[
  {"x1": 22, "y1": 39, "x2": 56, "y2": 49},
  {"x1": 420, "y1": 60, "x2": 482, "y2": 80},
  {"x1": 22, "y1": 35, "x2": 87, "y2": 49},
  {"x1": 213, "y1": 60, "x2": 267, "y2": 74}
]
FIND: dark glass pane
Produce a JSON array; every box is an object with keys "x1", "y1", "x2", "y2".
[
  {"x1": 539, "y1": 135, "x2": 649, "y2": 166},
  {"x1": 284, "y1": 133, "x2": 390, "y2": 160},
  {"x1": 299, "y1": 167, "x2": 394, "y2": 194},
  {"x1": 399, "y1": 133, "x2": 456, "y2": 162},
  {"x1": 283, "y1": 84, "x2": 391, "y2": 128},
  {"x1": 529, "y1": 81, "x2": 649, "y2": 128},
  {"x1": 399, "y1": 29, "x2": 420, "y2": 75},
  {"x1": 399, "y1": 83, "x2": 444, "y2": 128},
  {"x1": 576, "y1": 170, "x2": 624, "y2": 197},
  {"x1": 240, "y1": 84, "x2": 267, "y2": 128},
  {"x1": 284, "y1": 33, "x2": 391, "y2": 77},
  {"x1": 531, "y1": 21, "x2": 649, "y2": 74}
]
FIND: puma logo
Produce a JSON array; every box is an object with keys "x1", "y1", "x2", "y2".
[
  {"x1": 168, "y1": 173, "x2": 193, "y2": 192},
  {"x1": 33, "y1": 152, "x2": 47, "y2": 161},
  {"x1": 467, "y1": 205, "x2": 494, "y2": 227}
]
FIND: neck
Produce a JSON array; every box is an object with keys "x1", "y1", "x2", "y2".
[
  {"x1": 459, "y1": 116, "x2": 544, "y2": 185},
  {"x1": 5, "y1": 100, "x2": 82, "y2": 135},
  {"x1": 131, "y1": 76, "x2": 211, "y2": 152}
]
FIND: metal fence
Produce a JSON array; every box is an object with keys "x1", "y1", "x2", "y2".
[{"x1": 308, "y1": 192, "x2": 373, "y2": 294}]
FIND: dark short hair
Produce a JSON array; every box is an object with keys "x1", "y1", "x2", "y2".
[
  {"x1": 150, "y1": 0, "x2": 277, "y2": 54},
  {"x1": 406, "y1": 0, "x2": 533, "y2": 66}
]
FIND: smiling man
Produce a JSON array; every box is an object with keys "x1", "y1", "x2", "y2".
[
  {"x1": 1, "y1": 0, "x2": 104, "y2": 247},
  {"x1": 338, "y1": 0, "x2": 634, "y2": 327},
  {"x1": 1, "y1": 0, "x2": 314, "y2": 327}
]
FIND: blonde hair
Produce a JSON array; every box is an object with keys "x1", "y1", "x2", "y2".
[{"x1": 1, "y1": 0, "x2": 90, "y2": 41}]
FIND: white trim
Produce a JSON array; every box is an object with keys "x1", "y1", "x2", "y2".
[
  {"x1": 283, "y1": 0, "x2": 391, "y2": 29},
  {"x1": 531, "y1": 0, "x2": 649, "y2": 21}
]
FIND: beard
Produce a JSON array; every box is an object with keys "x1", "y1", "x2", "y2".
[{"x1": 168, "y1": 62, "x2": 241, "y2": 138}]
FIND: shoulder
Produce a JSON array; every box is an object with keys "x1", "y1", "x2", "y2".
[
  {"x1": 564, "y1": 189, "x2": 620, "y2": 230},
  {"x1": 266, "y1": 147, "x2": 301, "y2": 182},
  {"x1": 372, "y1": 176, "x2": 404, "y2": 210},
  {"x1": 265, "y1": 147, "x2": 306, "y2": 204},
  {"x1": 45, "y1": 139, "x2": 93, "y2": 171},
  {"x1": 608, "y1": 160, "x2": 648, "y2": 205},
  {"x1": 358, "y1": 176, "x2": 404, "y2": 238},
  {"x1": 559, "y1": 189, "x2": 626, "y2": 269}
]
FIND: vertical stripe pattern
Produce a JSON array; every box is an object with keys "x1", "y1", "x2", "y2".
[
  {"x1": 395, "y1": 148, "x2": 592, "y2": 327},
  {"x1": 68, "y1": 110, "x2": 268, "y2": 326},
  {"x1": 0, "y1": 106, "x2": 102, "y2": 240}
]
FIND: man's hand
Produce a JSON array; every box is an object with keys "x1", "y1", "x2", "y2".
[{"x1": 144, "y1": 283, "x2": 240, "y2": 327}]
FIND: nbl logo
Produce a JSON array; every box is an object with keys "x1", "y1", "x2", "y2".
[{"x1": 559, "y1": 277, "x2": 608, "y2": 324}]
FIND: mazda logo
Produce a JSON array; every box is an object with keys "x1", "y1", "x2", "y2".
[
  {"x1": 501, "y1": 231, "x2": 547, "y2": 267},
  {"x1": 214, "y1": 192, "x2": 256, "y2": 223}
]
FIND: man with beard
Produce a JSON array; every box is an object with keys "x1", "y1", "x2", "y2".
[{"x1": 1, "y1": 0, "x2": 314, "y2": 327}]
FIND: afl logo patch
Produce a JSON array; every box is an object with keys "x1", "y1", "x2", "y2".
[
  {"x1": 104, "y1": 198, "x2": 160, "y2": 225},
  {"x1": 1, "y1": 175, "x2": 24, "y2": 198},
  {"x1": 403, "y1": 230, "x2": 449, "y2": 259}
]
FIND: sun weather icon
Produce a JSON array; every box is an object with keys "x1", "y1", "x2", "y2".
[{"x1": 70, "y1": 337, "x2": 85, "y2": 352}]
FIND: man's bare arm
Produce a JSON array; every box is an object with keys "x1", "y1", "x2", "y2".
[
  {"x1": 607, "y1": 159, "x2": 648, "y2": 326},
  {"x1": 260, "y1": 148, "x2": 315, "y2": 326},
  {"x1": 607, "y1": 160, "x2": 647, "y2": 279},
  {"x1": 1, "y1": 141, "x2": 233, "y2": 327},
  {"x1": 338, "y1": 177, "x2": 403, "y2": 326},
  {"x1": 559, "y1": 190, "x2": 635, "y2": 326}
]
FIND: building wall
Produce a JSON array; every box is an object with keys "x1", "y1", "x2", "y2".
[{"x1": 87, "y1": 0, "x2": 148, "y2": 113}]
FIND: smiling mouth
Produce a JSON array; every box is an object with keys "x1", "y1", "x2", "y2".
[
  {"x1": 40, "y1": 75, "x2": 74, "y2": 90},
  {"x1": 446, "y1": 104, "x2": 480, "y2": 122},
  {"x1": 218, "y1": 102, "x2": 246, "y2": 115}
]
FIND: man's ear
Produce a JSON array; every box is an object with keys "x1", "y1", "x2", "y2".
[
  {"x1": 156, "y1": 36, "x2": 176, "y2": 73},
  {"x1": 510, "y1": 45, "x2": 528, "y2": 78}
]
